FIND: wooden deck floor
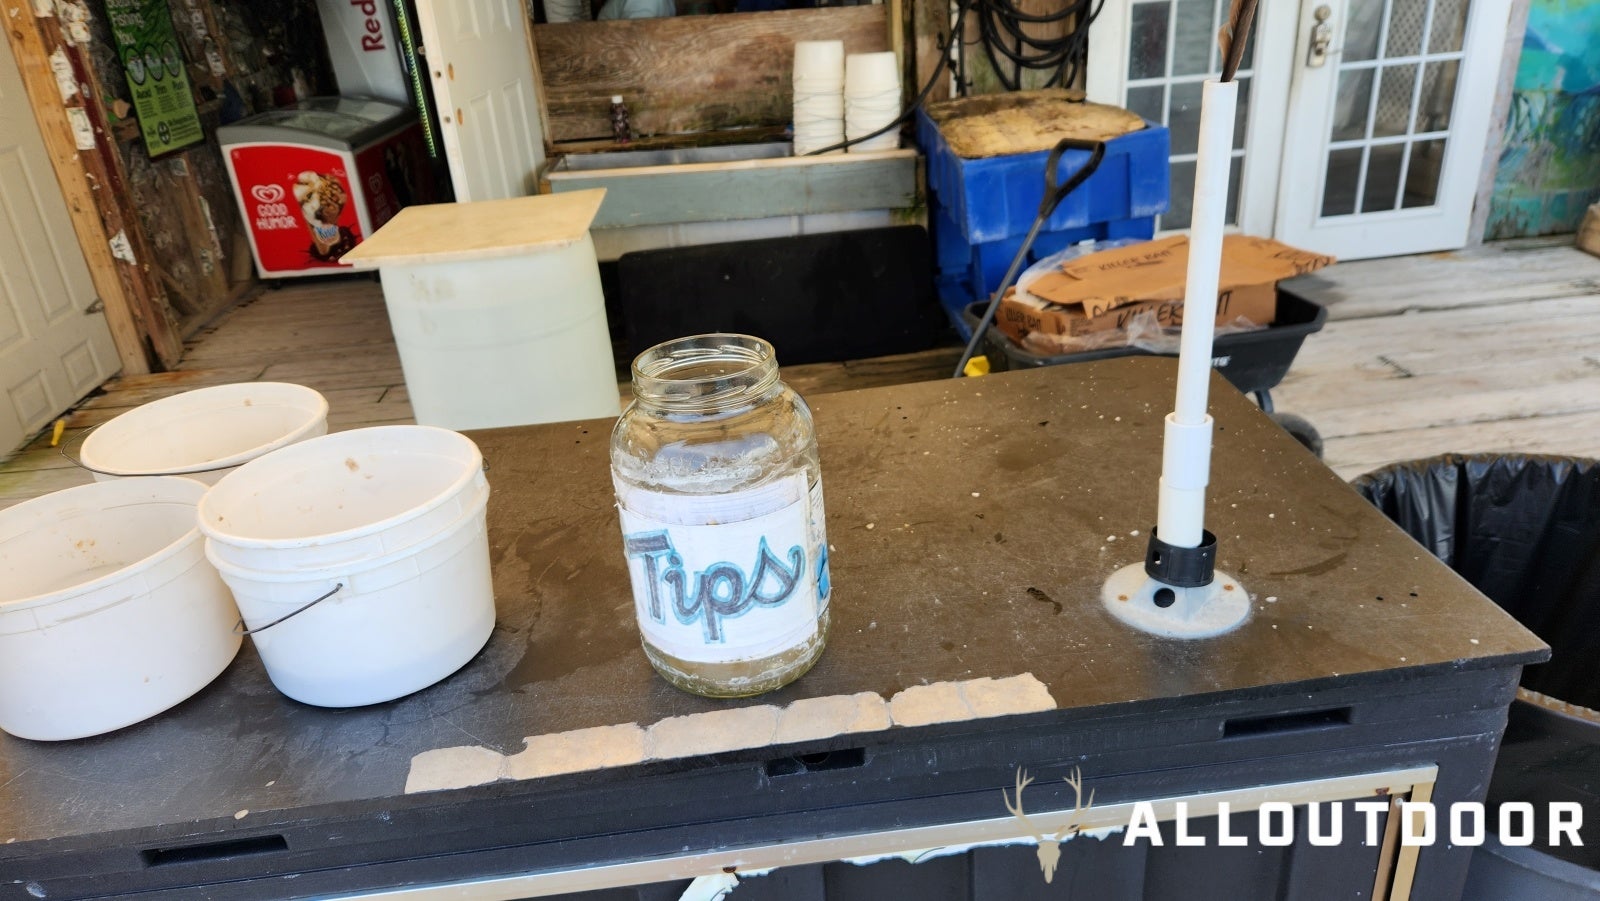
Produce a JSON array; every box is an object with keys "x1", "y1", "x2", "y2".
[
  {"x1": 2, "y1": 238, "x2": 1597, "y2": 507},
  {"x1": 1272, "y1": 238, "x2": 1600, "y2": 478}
]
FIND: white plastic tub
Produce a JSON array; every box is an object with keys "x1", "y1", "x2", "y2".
[
  {"x1": 199, "y1": 425, "x2": 496, "y2": 707},
  {"x1": 0, "y1": 478, "x2": 241, "y2": 741},
  {"x1": 208, "y1": 483, "x2": 495, "y2": 707},
  {"x1": 198, "y1": 425, "x2": 488, "y2": 572},
  {"x1": 79, "y1": 382, "x2": 328, "y2": 485}
]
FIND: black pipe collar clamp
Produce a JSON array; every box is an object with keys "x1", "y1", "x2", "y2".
[{"x1": 1143, "y1": 528, "x2": 1218, "y2": 588}]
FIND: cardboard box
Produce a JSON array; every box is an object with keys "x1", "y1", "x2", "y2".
[
  {"x1": 1578, "y1": 203, "x2": 1600, "y2": 259},
  {"x1": 997, "y1": 235, "x2": 1334, "y2": 347}
]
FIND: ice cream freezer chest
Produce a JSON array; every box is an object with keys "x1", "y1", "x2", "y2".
[{"x1": 218, "y1": 97, "x2": 435, "y2": 279}]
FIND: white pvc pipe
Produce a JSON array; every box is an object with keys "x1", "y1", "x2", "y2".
[{"x1": 1157, "y1": 78, "x2": 1238, "y2": 550}]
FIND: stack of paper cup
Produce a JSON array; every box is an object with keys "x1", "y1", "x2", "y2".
[
  {"x1": 544, "y1": 0, "x2": 584, "y2": 22},
  {"x1": 845, "y1": 52, "x2": 902, "y2": 153},
  {"x1": 793, "y1": 40, "x2": 845, "y2": 155}
]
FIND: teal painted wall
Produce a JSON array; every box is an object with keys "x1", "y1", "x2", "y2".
[{"x1": 1485, "y1": 0, "x2": 1600, "y2": 239}]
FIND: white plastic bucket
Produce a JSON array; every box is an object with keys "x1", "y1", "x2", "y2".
[
  {"x1": 79, "y1": 382, "x2": 329, "y2": 485},
  {"x1": 198, "y1": 425, "x2": 488, "y2": 573},
  {"x1": 198, "y1": 425, "x2": 495, "y2": 706},
  {"x1": 0, "y1": 477, "x2": 240, "y2": 741},
  {"x1": 208, "y1": 488, "x2": 494, "y2": 707}
]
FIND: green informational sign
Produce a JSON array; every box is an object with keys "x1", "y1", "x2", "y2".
[{"x1": 105, "y1": 0, "x2": 204, "y2": 156}]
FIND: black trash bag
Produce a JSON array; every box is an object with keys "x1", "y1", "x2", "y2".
[{"x1": 1354, "y1": 453, "x2": 1600, "y2": 711}]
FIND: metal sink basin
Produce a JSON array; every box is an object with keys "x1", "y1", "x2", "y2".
[
  {"x1": 550, "y1": 142, "x2": 793, "y2": 172},
  {"x1": 544, "y1": 140, "x2": 918, "y2": 249}
]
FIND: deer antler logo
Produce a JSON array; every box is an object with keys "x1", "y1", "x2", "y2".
[{"x1": 1002, "y1": 767, "x2": 1096, "y2": 883}]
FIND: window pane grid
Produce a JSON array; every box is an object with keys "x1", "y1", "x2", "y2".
[
  {"x1": 1207, "y1": 0, "x2": 1220, "y2": 73},
  {"x1": 1329, "y1": 129, "x2": 1450, "y2": 150},
  {"x1": 1321, "y1": 138, "x2": 1449, "y2": 218},
  {"x1": 1335, "y1": 50, "x2": 1466, "y2": 71},
  {"x1": 1391, "y1": 0, "x2": 1439, "y2": 207},
  {"x1": 1125, "y1": 66, "x2": 1257, "y2": 88},
  {"x1": 1359, "y1": 0, "x2": 1397, "y2": 146},
  {"x1": 1122, "y1": 0, "x2": 1254, "y2": 230},
  {"x1": 1165, "y1": 0, "x2": 1179, "y2": 80}
]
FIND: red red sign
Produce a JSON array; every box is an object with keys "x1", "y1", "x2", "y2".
[{"x1": 230, "y1": 146, "x2": 365, "y2": 276}]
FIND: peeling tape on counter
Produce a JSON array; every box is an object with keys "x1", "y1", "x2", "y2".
[{"x1": 404, "y1": 674, "x2": 1056, "y2": 794}]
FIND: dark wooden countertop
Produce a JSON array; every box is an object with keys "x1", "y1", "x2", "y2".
[{"x1": 0, "y1": 357, "x2": 1545, "y2": 847}]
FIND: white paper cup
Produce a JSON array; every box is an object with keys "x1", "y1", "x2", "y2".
[
  {"x1": 794, "y1": 40, "x2": 845, "y2": 82},
  {"x1": 845, "y1": 52, "x2": 899, "y2": 93}
]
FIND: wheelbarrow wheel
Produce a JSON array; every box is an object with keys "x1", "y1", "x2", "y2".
[{"x1": 1268, "y1": 412, "x2": 1323, "y2": 458}]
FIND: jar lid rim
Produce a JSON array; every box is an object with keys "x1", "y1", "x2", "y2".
[{"x1": 631, "y1": 333, "x2": 777, "y2": 384}]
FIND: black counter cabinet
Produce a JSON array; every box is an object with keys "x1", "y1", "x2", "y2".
[{"x1": 0, "y1": 358, "x2": 1547, "y2": 901}]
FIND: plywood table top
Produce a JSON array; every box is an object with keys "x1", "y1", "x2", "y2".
[{"x1": 340, "y1": 190, "x2": 606, "y2": 267}]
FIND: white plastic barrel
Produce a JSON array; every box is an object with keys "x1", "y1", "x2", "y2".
[
  {"x1": 338, "y1": 192, "x2": 621, "y2": 431},
  {"x1": 0, "y1": 477, "x2": 241, "y2": 741},
  {"x1": 79, "y1": 382, "x2": 328, "y2": 485},
  {"x1": 376, "y1": 235, "x2": 620, "y2": 430},
  {"x1": 199, "y1": 425, "x2": 495, "y2": 707}
]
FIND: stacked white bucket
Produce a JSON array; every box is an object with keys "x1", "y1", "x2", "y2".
[
  {"x1": 0, "y1": 382, "x2": 332, "y2": 740},
  {"x1": 844, "y1": 51, "x2": 902, "y2": 153},
  {"x1": 79, "y1": 382, "x2": 329, "y2": 484},
  {"x1": 0, "y1": 382, "x2": 498, "y2": 741},
  {"x1": 793, "y1": 40, "x2": 845, "y2": 156}
]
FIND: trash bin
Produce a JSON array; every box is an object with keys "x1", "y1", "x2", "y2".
[{"x1": 1354, "y1": 454, "x2": 1600, "y2": 899}]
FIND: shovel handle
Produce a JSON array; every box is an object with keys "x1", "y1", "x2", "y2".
[{"x1": 1040, "y1": 138, "x2": 1108, "y2": 221}]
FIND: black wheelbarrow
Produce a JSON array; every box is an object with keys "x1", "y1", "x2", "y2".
[{"x1": 961, "y1": 285, "x2": 1327, "y2": 455}]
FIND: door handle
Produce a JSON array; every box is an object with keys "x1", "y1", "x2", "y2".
[
  {"x1": 1307, "y1": 5, "x2": 1333, "y2": 67},
  {"x1": 84, "y1": 298, "x2": 105, "y2": 315}
]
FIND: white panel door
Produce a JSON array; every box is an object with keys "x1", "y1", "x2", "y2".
[
  {"x1": 414, "y1": 0, "x2": 546, "y2": 201},
  {"x1": 1274, "y1": 0, "x2": 1511, "y2": 258},
  {"x1": 1086, "y1": 0, "x2": 1299, "y2": 235},
  {"x1": 0, "y1": 34, "x2": 119, "y2": 455}
]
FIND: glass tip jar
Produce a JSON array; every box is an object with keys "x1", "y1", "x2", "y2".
[{"x1": 611, "y1": 334, "x2": 830, "y2": 698}]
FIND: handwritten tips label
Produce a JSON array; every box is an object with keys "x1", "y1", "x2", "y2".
[
  {"x1": 625, "y1": 532, "x2": 805, "y2": 643},
  {"x1": 619, "y1": 482, "x2": 822, "y2": 665}
]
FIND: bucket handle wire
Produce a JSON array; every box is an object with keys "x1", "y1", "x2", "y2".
[{"x1": 235, "y1": 584, "x2": 343, "y2": 635}]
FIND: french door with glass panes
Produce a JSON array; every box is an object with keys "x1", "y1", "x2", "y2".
[
  {"x1": 1087, "y1": 0, "x2": 1513, "y2": 260},
  {"x1": 1085, "y1": 0, "x2": 1298, "y2": 234},
  {"x1": 1276, "y1": 0, "x2": 1510, "y2": 258}
]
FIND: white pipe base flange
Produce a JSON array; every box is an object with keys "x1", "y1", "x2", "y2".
[{"x1": 1101, "y1": 563, "x2": 1250, "y2": 639}]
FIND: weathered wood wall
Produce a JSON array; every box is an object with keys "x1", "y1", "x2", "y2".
[
  {"x1": 533, "y1": 6, "x2": 890, "y2": 144},
  {"x1": 3, "y1": 0, "x2": 333, "y2": 372},
  {"x1": 89, "y1": 0, "x2": 334, "y2": 330}
]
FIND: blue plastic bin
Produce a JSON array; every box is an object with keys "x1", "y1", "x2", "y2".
[
  {"x1": 916, "y1": 108, "x2": 1171, "y2": 245},
  {"x1": 915, "y1": 108, "x2": 1170, "y2": 335}
]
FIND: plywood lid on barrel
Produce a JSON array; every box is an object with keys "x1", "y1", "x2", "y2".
[{"x1": 341, "y1": 189, "x2": 607, "y2": 267}]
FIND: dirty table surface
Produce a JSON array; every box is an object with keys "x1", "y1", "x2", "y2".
[{"x1": 0, "y1": 357, "x2": 1545, "y2": 846}]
